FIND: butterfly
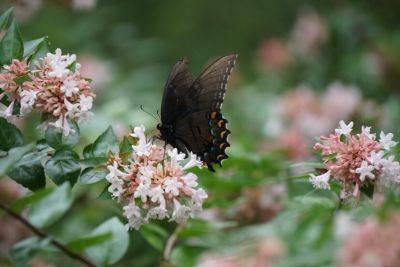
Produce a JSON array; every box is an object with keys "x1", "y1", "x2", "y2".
[{"x1": 157, "y1": 54, "x2": 237, "y2": 172}]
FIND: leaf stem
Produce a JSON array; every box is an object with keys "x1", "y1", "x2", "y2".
[
  {"x1": 162, "y1": 222, "x2": 186, "y2": 262},
  {"x1": 0, "y1": 202, "x2": 97, "y2": 267}
]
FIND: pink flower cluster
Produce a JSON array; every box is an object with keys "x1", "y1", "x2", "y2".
[
  {"x1": 264, "y1": 83, "x2": 361, "y2": 159},
  {"x1": 310, "y1": 121, "x2": 399, "y2": 198},
  {"x1": 338, "y1": 213, "x2": 400, "y2": 267},
  {"x1": 0, "y1": 48, "x2": 95, "y2": 135},
  {"x1": 105, "y1": 125, "x2": 208, "y2": 230}
]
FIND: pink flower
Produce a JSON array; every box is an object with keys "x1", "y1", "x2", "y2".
[
  {"x1": 338, "y1": 213, "x2": 400, "y2": 267},
  {"x1": 0, "y1": 49, "x2": 95, "y2": 135},
  {"x1": 312, "y1": 121, "x2": 400, "y2": 198},
  {"x1": 106, "y1": 125, "x2": 207, "y2": 230}
]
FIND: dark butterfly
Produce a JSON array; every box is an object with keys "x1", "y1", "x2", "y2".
[{"x1": 157, "y1": 54, "x2": 237, "y2": 172}]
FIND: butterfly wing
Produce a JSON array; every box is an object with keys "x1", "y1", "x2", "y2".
[
  {"x1": 173, "y1": 54, "x2": 237, "y2": 171},
  {"x1": 161, "y1": 58, "x2": 193, "y2": 124}
]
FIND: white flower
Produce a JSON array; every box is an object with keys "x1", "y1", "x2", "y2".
[
  {"x1": 123, "y1": 203, "x2": 145, "y2": 230},
  {"x1": 367, "y1": 151, "x2": 385, "y2": 169},
  {"x1": 335, "y1": 120, "x2": 353, "y2": 136},
  {"x1": 60, "y1": 79, "x2": 79, "y2": 97},
  {"x1": 147, "y1": 206, "x2": 169, "y2": 220},
  {"x1": 79, "y1": 95, "x2": 93, "y2": 111},
  {"x1": 182, "y1": 173, "x2": 198, "y2": 188},
  {"x1": 138, "y1": 165, "x2": 154, "y2": 186},
  {"x1": 183, "y1": 152, "x2": 203, "y2": 170},
  {"x1": 131, "y1": 125, "x2": 151, "y2": 156},
  {"x1": 106, "y1": 161, "x2": 126, "y2": 198},
  {"x1": 171, "y1": 199, "x2": 191, "y2": 223},
  {"x1": 191, "y1": 188, "x2": 208, "y2": 206},
  {"x1": 355, "y1": 161, "x2": 375, "y2": 181},
  {"x1": 149, "y1": 186, "x2": 164, "y2": 204},
  {"x1": 379, "y1": 131, "x2": 397, "y2": 150},
  {"x1": 64, "y1": 98, "x2": 80, "y2": 118},
  {"x1": 19, "y1": 90, "x2": 37, "y2": 115},
  {"x1": 380, "y1": 156, "x2": 400, "y2": 183},
  {"x1": 46, "y1": 48, "x2": 76, "y2": 78},
  {"x1": 49, "y1": 116, "x2": 75, "y2": 136},
  {"x1": 309, "y1": 171, "x2": 331, "y2": 189},
  {"x1": 168, "y1": 148, "x2": 186, "y2": 164},
  {"x1": 133, "y1": 183, "x2": 150, "y2": 202},
  {"x1": 0, "y1": 101, "x2": 15, "y2": 120},
  {"x1": 361, "y1": 126, "x2": 376, "y2": 140},
  {"x1": 106, "y1": 161, "x2": 125, "y2": 180},
  {"x1": 164, "y1": 177, "x2": 183, "y2": 196}
]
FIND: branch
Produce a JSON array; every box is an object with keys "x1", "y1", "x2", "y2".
[
  {"x1": 0, "y1": 202, "x2": 97, "y2": 267},
  {"x1": 162, "y1": 223, "x2": 186, "y2": 262}
]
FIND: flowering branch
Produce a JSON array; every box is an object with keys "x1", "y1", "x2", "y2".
[{"x1": 0, "y1": 202, "x2": 97, "y2": 267}]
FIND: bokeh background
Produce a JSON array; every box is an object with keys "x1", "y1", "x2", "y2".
[{"x1": 1, "y1": 0, "x2": 400, "y2": 266}]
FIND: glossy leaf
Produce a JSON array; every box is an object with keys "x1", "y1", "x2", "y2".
[
  {"x1": 83, "y1": 126, "x2": 119, "y2": 159},
  {"x1": 85, "y1": 217, "x2": 129, "y2": 265},
  {"x1": 23, "y1": 37, "x2": 46, "y2": 58},
  {"x1": 80, "y1": 166, "x2": 107, "y2": 184},
  {"x1": 0, "y1": 20, "x2": 23, "y2": 65},
  {"x1": 0, "y1": 144, "x2": 34, "y2": 177},
  {"x1": 66, "y1": 233, "x2": 112, "y2": 253},
  {"x1": 0, "y1": 7, "x2": 13, "y2": 32},
  {"x1": 45, "y1": 122, "x2": 80, "y2": 150},
  {"x1": 44, "y1": 149, "x2": 81, "y2": 186},
  {"x1": 0, "y1": 117, "x2": 23, "y2": 151},
  {"x1": 7, "y1": 150, "x2": 47, "y2": 191},
  {"x1": 28, "y1": 182, "x2": 73, "y2": 228}
]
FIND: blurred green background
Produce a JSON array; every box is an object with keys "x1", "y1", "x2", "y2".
[{"x1": 2, "y1": 0, "x2": 400, "y2": 266}]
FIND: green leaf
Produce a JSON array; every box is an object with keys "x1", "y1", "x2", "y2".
[
  {"x1": 83, "y1": 126, "x2": 119, "y2": 159},
  {"x1": 13, "y1": 74, "x2": 31, "y2": 84},
  {"x1": 10, "y1": 237, "x2": 51, "y2": 267},
  {"x1": 0, "y1": 19, "x2": 23, "y2": 65},
  {"x1": 44, "y1": 149, "x2": 81, "y2": 186},
  {"x1": 85, "y1": 217, "x2": 129, "y2": 265},
  {"x1": 0, "y1": 144, "x2": 34, "y2": 177},
  {"x1": 0, "y1": 7, "x2": 13, "y2": 32},
  {"x1": 140, "y1": 224, "x2": 168, "y2": 252},
  {"x1": 11, "y1": 187, "x2": 52, "y2": 213},
  {"x1": 66, "y1": 233, "x2": 112, "y2": 253},
  {"x1": 120, "y1": 136, "x2": 133, "y2": 154},
  {"x1": 80, "y1": 167, "x2": 107, "y2": 185},
  {"x1": 28, "y1": 182, "x2": 73, "y2": 228},
  {"x1": 28, "y1": 37, "x2": 50, "y2": 65},
  {"x1": 45, "y1": 122, "x2": 80, "y2": 150},
  {"x1": 23, "y1": 37, "x2": 46, "y2": 58},
  {"x1": 0, "y1": 117, "x2": 23, "y2": 151},
  {"x1": 7, "y1": 151, "x2": 46, "y2": 191}
]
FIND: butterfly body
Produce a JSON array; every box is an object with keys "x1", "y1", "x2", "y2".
[{"x1": 158, "y1": 54, "x2": 237, "y2": 171}]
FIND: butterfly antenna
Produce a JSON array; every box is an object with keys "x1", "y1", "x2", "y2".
[
  {"x1": 139, "y1": 105, "x2": 158, "y2": 121},
  {"x1": 156, "y1": 109, "x2": 161, "y2": 120}
]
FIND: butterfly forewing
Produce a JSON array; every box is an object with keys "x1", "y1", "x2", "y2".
[
  {"x1": 161, "y1": 58, "x2": 193, "y2": 124},
  {"x1": 160, "y1": 54, "x2": 237, "y2": 171}
]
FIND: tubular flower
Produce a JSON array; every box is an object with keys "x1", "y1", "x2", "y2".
[
  {"x1": 0, "y1": 48, "x2": 95, "y2": 135},
  {"x1": 310, "y1": 121, "x2": 400, "y2": 198},
  {"x1": 105, "y1": 125, "x2": 207, "y2": 230}
]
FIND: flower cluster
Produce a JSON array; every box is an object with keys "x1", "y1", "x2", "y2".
[
  {"x1": 0, "y1": 48, "x2": 95, "y2": 135},
  {"x1": 264, "y1": 83, "x2": 362, "y2": 159},
  {"x1": 310, "y1": 120, "x2": 400, "y2": 197},
  {"x1": 338, "y1": 213, "x2": 400, "y2": 267},
  {"x1": 105, "y1": 125, "x2": 208, "y2": 230}
]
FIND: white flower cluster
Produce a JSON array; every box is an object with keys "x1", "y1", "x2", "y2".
[
  {"x1": 0, "y1": 48, "x2": 94, "y2": 136},
  {"x1": 310, "y1": 121, "x2": 400, "y2": 196},
  {"x1": 105, "y1": 125, "x2": 208, "y2": 230}
]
